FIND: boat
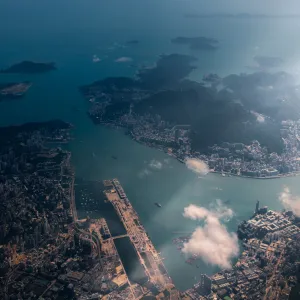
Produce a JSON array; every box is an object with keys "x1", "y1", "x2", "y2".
[
  {"x1": 155, "y1": 202, "x2": 162, "y2": 208},
  {"x1": 112, "y1": 155, "x2": 118, "y2": 160}
]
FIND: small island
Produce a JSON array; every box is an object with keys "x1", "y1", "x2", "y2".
[
  {"x1": 0, "y1": 82, "x2": 32, "y2": 100},
  {"x1": 171, "y1": 36, "x2": 219, "y2": 51},
  {"x1": 1, "y1": 61, "x2": 56, "y2": 74}
]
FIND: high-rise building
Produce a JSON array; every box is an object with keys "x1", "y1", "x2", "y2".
[{"x1": 255, "y1": 200, "x2": 260, "y2": 214}]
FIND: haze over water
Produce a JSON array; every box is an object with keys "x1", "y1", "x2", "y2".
[{"x1": 1, "y1": 0, "x2": 300, "y2": 290}]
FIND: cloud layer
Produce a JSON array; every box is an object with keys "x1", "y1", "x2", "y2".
[
  {"x1": 279, "y1": 187, "x2": 300, "y2": 217},
  {"x1": 210, "y1": 199, "x2": 234, "y2": 220},
  {"x1": 185, "y1": 158, "x2": 209, "y2": 175},
  {"x1": 138, "y1": 159, "x2": 164, "y2": 178},
  {"x1": 92, "y1": 54, "x2": 101, "y2": 63},
  {"x1": 182, "y1": 202, "x2": 239, "y2": 269},
  {"x1": 115, "y1": 56, "x2": 132, "y2": 63},
  {"x1": 251, "y1": 110, "x2": 265, "y2": 123},
  {"x1": 138, "y1": 168, "x2": 151, "y2": 178},
  {"x1": 149, "y1": 159, "x2": 162, "y2": 170}
]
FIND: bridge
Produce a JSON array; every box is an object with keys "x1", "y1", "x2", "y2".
[{"x1": 112, "y1": 234, "x2": 128, "y2": 240}]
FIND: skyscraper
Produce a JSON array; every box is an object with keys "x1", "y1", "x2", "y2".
[{"x1": 255, "y1": 200, "x2": 260, "y2": 214}]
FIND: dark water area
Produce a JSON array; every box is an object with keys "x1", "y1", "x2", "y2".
[
  {"x1": 289, "y1": 284, "x2": 300, "y2": 300},
  {"x1": 114, "y1": 237, "x2": 147, "y2": 285},
  {"x1": 75, "y1": 179, "x2": 126, "y2": 236}
]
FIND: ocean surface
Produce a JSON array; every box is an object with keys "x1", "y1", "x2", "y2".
[{"x1": 1, "y1": 1, "x2": 300, "y2": 291}]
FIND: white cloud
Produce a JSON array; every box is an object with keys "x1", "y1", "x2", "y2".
[
  {"x1": 92, "y1": 55, "x2": 101, "y2": 63},
  {"x1": 163, "y1": 158, "x2": 170, "y2": 164},
  {"x1": 149, "y1": 159, "x2": 162, "y2": 170},
  {"x1": 257, "y1": 115, "x2": 265, "y2": 123},
  {"x1": 185, "y1": 158, "x2": 209, "y2": 175},
  {"x1": 209, "y1": 199, "x2": 234, "y2": 221},
  {"x1": 251, "y1": 110, "x2": 265, "y2": 123},
  {"x1": 279, "y1": 186, "x2": 300, "y2": 217},
  {"x1": 139, "y1": 159, "x2": 163, "y2": 177},
  {"x1": 115, "y1": 57, "x2": 132, "y2": 63},
  {"x1": 182, "y1": 202, "x2": 239, "y2": 269},
  {"x1": 138, "y1": 168, "x2": 151, "y2": 178}
]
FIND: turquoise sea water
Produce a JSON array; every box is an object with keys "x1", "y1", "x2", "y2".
[{"x1": 1, "y1": 1, "x2": 300, "y2": 290}]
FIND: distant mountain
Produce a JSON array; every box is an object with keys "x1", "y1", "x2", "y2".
[{"x1": 185, "y1": 13, "x2": 300, "y2": 19}]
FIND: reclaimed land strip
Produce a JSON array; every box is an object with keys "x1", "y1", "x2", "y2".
[{"x1": 104, "y1": 178, "x2": 174, "y2": 291}]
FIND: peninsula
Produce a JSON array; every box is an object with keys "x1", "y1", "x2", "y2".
[
  {"x1": 0, "y1": 119, "x2": 180, "y2": 300},
  {"x1": 1, "y1": 60, "x2": 56, "y2": 74}
]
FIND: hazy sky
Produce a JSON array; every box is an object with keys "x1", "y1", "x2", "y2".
[
  {"x1": 1, "y1": 0, "x2": 300, "y2": 34},
  {"x1": 1, "y1": 0, "x2": 300, "y2": 15},
  {"x1": 183, "y1": 0, "x2": 300, "y2": 14}
]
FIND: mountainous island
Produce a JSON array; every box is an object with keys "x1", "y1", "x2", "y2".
[
  {"x1": 80, "y1": 53, "x2": 300, "y2": 178},
  {"x1": 1, "y1": 61, "x2": 56, "y2": 74}
]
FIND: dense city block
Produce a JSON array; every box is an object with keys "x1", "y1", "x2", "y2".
[{"x1": 183, "y1": 202, "x2": 300, "y2": 300}]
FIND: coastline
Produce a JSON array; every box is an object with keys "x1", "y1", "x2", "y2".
[
  {"x1": 128, "y1": 128, "x2": 300, "y2": 180},
  {"x1": 210, "y1": 170, "x2": 300, "y2": 180},
  {"x1": 91, "y1": 120, "x2": 300, "y2": 180}
]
